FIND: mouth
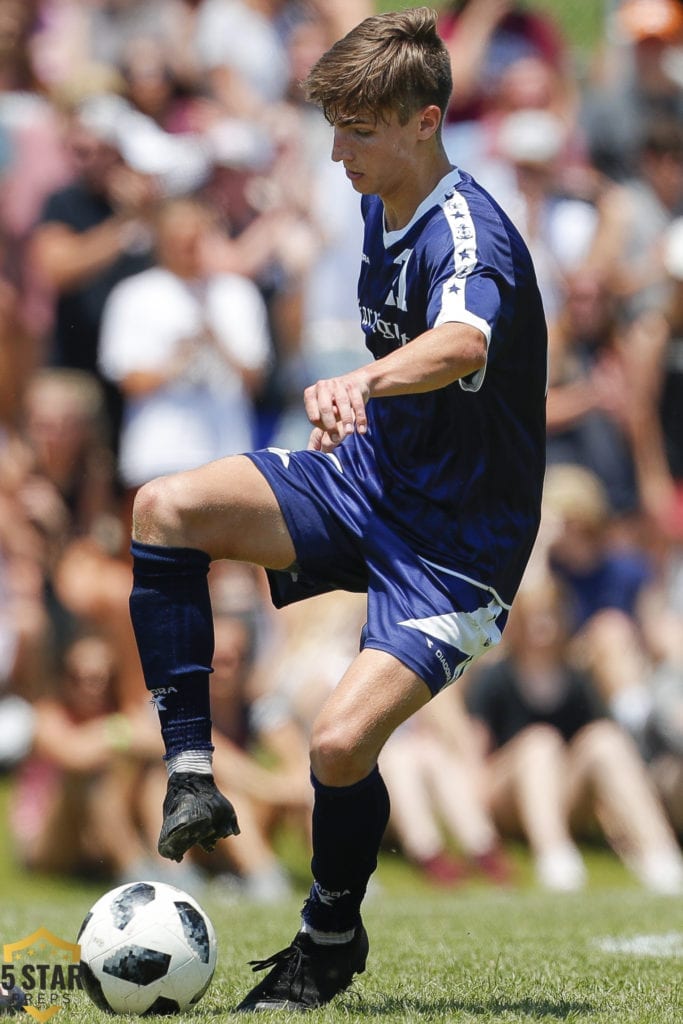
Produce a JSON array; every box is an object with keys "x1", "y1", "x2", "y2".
[{"x1": 345, "y1": 168, "x2": 363, "y2": 182}]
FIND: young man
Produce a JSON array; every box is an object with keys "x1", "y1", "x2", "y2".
[{"x1": 129, "y1": 6, "x2": 547, "y2": 1012}]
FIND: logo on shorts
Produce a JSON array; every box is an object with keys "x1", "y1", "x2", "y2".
[
  {"x1": 2, "y1": 927, "x2": 82, "y2": 1022},
  {"x1": 434, "y1": 648, "x2": 453, "y2": 684},
  {"x1": 266, "y1": 447, "x2": 291, "y2": 469}
]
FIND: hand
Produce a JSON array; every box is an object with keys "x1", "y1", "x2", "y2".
[
  {"x1": 307, "y1": 427, "x2": 340, "y2": 453},
  {"x1": 105, "y1": 165, "x2": 158, "y2": 215},
  {"x1": 303, "y1": 370, "x2": 370, "y2": 446}
]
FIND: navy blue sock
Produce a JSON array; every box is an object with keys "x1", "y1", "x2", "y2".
[
  {"x1": 302, "y1": 766, "x2": 390, "y2": 935},
  {"x1": 129, "y1": 539, "x2": 214, "y2": 759}
]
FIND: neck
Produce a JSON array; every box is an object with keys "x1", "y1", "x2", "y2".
[{"x1": 382, "y1": 149, "x2": 454, "y2": 232}]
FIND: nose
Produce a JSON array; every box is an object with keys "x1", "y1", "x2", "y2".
[{"x1": 331, "y1": 127, "x2": 351, "y2": 164}]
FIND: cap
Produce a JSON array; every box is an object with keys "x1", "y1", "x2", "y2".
[{"x1": 617, "y1": 0, "x2": 683, "y2": 42}]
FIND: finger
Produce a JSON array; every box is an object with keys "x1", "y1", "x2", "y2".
[
  {"x1": 303, "y1": 382, "x2": 323, "y2": 428},
  {"x1": 307, "y1": 427, "x2": 324, "y2": 451},
  {"x1": 347, "y1": 381, "x2": 368, "y2": 434},
  {"x1": 304, "y1": 380, "x2": 339, "y2": 433},
  {"x1": 320, "y1": 431, "x2": 341, "y2": 453},
  {"x1": 331, "y1": 384, "x2": 355, "y2": 436}
]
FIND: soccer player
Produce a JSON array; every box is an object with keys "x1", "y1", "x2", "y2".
[{"x1": 129, "y1": 6, "x2": 547, "y2": 1011}]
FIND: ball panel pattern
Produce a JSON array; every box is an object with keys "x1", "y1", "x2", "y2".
[
  {"x1": 78, "y1": 961, "x2": 113, "y2": 1013},
  {"x1": 109, "y1": 883, "x2": 157, "y2": 929},
  {"x1": 102, "y1": 945, "x2": 172, "y2": 986},
  {"x1": 174, "y1": 901, "x2": 211, "y2": 964}
]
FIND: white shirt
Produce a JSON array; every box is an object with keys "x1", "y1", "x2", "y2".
[{"x1": 99, "y1": 266, "x2": 270, "y2": 486}]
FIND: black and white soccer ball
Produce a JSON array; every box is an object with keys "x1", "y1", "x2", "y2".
[
  {"x1": 0, "y1": 983, "x2": 28, "y2": 1015},
  {"x1": 77, "y1": 881, "x2": 217, "y2": 1015}
]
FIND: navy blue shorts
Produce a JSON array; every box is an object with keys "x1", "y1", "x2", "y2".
[{"x1": 246, "y1": 446, "x2": 508, "y2": 696}]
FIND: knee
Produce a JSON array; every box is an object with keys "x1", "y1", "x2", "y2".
[
  {"x1": 131, "y1": 474, "x2": 195, "y2": 546},
  {"x1": 585, "y1": 609, "x2": 639, "y2": 657},
  {"x1": 572, "y1": 719, "x2": 636, "y2": 766},
  {"x1": 309, "y1": 719, "x2": 372, "y2": 787},
  {"x1": 513, "y1": 723, "x2": 567, "y2": 768}
]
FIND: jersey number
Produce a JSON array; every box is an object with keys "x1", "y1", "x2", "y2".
[{"x1": 385, "y1": 249, "x2": 412, "y2": 313}]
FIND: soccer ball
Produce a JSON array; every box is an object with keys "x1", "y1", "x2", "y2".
[
  {"x1": 77, "y1": 880, "x2": 217, "y2": 1015},
  {"x1": 0, "y1": 984, "x2": 28, "y2": 1015}
]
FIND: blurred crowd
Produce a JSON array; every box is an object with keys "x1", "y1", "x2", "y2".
[{"x1": 1, "y1": 0, "x2": 683, "y2": 900}]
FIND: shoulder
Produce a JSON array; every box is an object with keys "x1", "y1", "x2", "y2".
[
  {"x1": 422, "y1": 173, "x2": 522, "y2": 269},
  {"x1": 209, "y1": 271, "x2": 263, "y2": 299},
  {"x1": 105, "y1": 267, "x2": 175, "y2": 307}
]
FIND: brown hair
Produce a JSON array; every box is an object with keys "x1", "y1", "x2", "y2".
[{"x1": 303, "y1": 6, "x2": 452, "y2": 127}]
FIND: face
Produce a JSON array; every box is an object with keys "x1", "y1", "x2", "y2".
[
  {"x1": 24, "y1": 381, "x2": 94, "y2": 468},
  {"x1": 505, "y1": 586, "x2": 569, "y2": 660},
  {"x1": 330, "y1": 108, "x2": 433, "y2": 203},
  {"x1": 67, "y1": 122, "x2": 121, "y2": 187},
  {"x1": 63, "y1": 636, "x2": 117, "y2": 720},
  {"x1": 156, "y1": 204, "x2": 212, "y2": 278}
]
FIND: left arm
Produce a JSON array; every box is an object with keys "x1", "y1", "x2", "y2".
[{"x1": 305, "y1": 321, "x2": 487, "y2": 449}]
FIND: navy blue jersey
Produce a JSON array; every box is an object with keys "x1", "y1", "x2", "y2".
[{"x1": 335, "y1": 167, "x2": 547, "y2": 607}]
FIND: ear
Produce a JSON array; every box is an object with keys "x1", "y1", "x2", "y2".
[{"x1": 417, "y1": 104, "x2": 442, "y2": 140}]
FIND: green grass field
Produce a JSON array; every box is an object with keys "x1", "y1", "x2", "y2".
[{"x1": 2, "y1": 780, "x2": 681, "y2": 1024}]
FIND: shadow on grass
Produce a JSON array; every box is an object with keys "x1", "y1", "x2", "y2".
[{"x1": 356, "y1": 995, "x2": 595, "y2": 1018}]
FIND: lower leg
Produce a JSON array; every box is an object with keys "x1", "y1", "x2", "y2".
[
  {"x1": 572, "y1": 723, "x2": 683, "y2": 871},
  {"x1": 302, "y1": 766, "x2": 390, "y2": 939},
  {"x1": 497, "y1": 726, "x2": 574, "y2": 856},
  {"x1": 129, "y1": 539, "x2": 215, "y2": 769},
  {"x1": 302, "y1": 650, "x2": 430, "y2": 937}
]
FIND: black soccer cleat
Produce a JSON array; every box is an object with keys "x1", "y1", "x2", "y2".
[
  {"x1": 234, "y1": 924, "x2": 369, "y2": 1012},
  {"x1": 158, "y1": 771, "x2": 240, "y2": 862}
]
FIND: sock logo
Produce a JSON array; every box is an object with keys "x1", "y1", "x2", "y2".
[
  {"x1": 149, "y1": 687, "x2": 178, "y2": 712},
  {"x1": 312, "y1": 882, "x2": 351, "y2": 907}
]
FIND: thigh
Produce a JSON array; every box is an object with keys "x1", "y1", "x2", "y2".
[
  {"x1": 487, "y1": 743, "x2": 525, "y2": 836},
  {"x1": 246, "y1": 447, "x2": 371, "y2": 604},
  {"x1": 134, "y1": 454, "x2": 297, "y2": 568}
]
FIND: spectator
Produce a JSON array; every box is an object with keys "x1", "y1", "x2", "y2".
[
  {"x1": 582, "y1": 0, "x2": 683, "y2": 182},
  {"x1": 625, "y1": 217, "x2": 683, "y2": 536},
  {"x1": 118, "y1": 36, "x2": 204, "y2": 134},
  {"x1": 0, "y1": 0, "x2": 72, "y2": 336},
  {"x1": 438, "y1": 0, "x2": 570, "y2": 127},
  {"x1": 643, "y1": 657, "x2": 683, "y2": 835},
  {"x1": 3, "y1": 368, "x2": 122, "y2": 679},
  {"x1": 379, "y1": 694, "x2": 512, "y2": 888},
  {"x1": 98, "y1": 196, "x2": 271, "y2": 502},
  {"x1": 546, "y1": 270, "x2": 641, "y2": 516},
  {"x1": 0, "y1": 274, "x2": 40, "y2": 436},
  {"x1": 592, "y1": 117, "x2": 683, "y2": 323},
  {"x1": 39, "y1": 0, "x2": 195, "y2": 78},
  {"x1": 28, "y1": 99, "x2": 157, "y2": 446},
  {"x1": 19, "y1": 368, "x2": 117, "y2": 538},
  {"x1": 7, "y1": 631, "x2": 170, "y2": 883},
  {"x1": 474, "y1": 107, "x2": 597, "y2": 323},
  {"x1": 540, "y1": 463, "x2": 656, "y2": 740},
  {"x1": 189, "y1": 597, "x2": 311, "y2": 902},
  {"x1": 193, "y1": 0, "x2": 291, "y2": 115},
  {"x1": 465, "y1": 575, "x2": 683, "y2": 893}
]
